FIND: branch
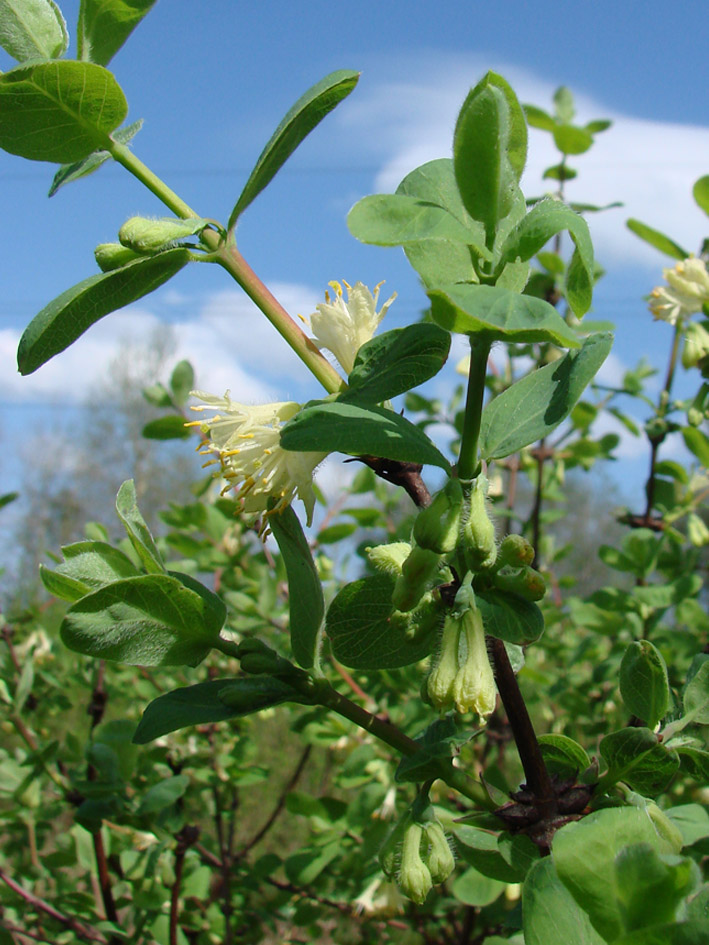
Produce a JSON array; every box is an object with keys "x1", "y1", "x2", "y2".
[
  {"x1": 0, "y1": 869, "x2": 108, "y2": 943},
  {"x1": 169, "y1": 826, "x2": 200, "y2": 945},
  {"x1": 351, "y1": 456, "x2": 431, "y2": 507}
]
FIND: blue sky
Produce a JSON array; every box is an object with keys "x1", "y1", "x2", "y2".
[{"x1": 1, "y1": 0, "x2": 709, "y2": 508}]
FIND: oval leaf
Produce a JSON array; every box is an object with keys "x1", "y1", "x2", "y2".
[
  {"x1": 430, "y1": 283, "x2": 580, "y2": 348},
  {"x1": 479, "y1": 332, "x2": 613, "y2": 460},
  {"x1": 538, "y1": 734, "x2": 591, "y2": 778},
  {"x1": 692, "y1": 175, "x2": 709, "y2": 217},
  {"x1": 61, "y1": 574, "x2": 224, "y2": 667},
  {"x1": 280, "y1": 400, "x2": 451, "y2": 471},
  {"x1": 77, "y1": 0, "x2": 158, "y2": 66},
  {"x1": 626, "y1": 219, "x2": 688, "y2": 261},
  {"x1": 476, "y1": 589, "x2": 544, "y2": 645},
  {"x1": 18, "y1": 248, "x2": 191, "y2": 375},
  {"x1": 523, "y1": 858, "x2": 606, "y2": 945},
  {"x1": 620, "y1": 640, "x2": 670, "y2": 729},
  {"x1": 142, "y1": 415, "x2": 191, "y2": 440},
  {"x1": 0, "y1": 60, "x2": 127, "y2": 163},
  {"x1": 0, "y1": 0, "x2": 67, "y2": 61},
  {"x1": 229, "y1": 70, "x2": 359, "y2": 227},
  {"x1": 48, "y1": 118, "x2": 143, "y2": 197},
  {"x1": 115, "y1": 479, "x2": 165, "y2": 574},
  {"x1": 600, "y1": 727, "x2": 679, "y2": 795}
]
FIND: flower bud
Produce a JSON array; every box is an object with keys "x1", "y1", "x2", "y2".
[
  {"x1": 423, "y1": 821, "x2": 455, "y2": 883},
  {"x1": 366, "y1": 541, "x2": 411, "y2": 576},
  {"x1": 682, "y1": 320, "x2": 709, "y2": 369},
  {"x1": 461, "y1": 476, "x2": 497, "y2": 571},
  {"x1": 688, "y1": 512, "x2": 709, "y2": 547},
  {"x1": 398, "y1": 824, "x2": 432, "y2": 904},
  {"x1": 645, "y1": 801, "x2": 684, "y2": 854},
  {"x1": 493, "y1": 565, "x2": 546, "y2": 602},
  {"x1": 94, "y1": 242, "x2": 143, "y2": 272},
  {"x1": 392, "y1": 545, "x2": 442, "y2": 612},
  {"x1": 427, "y1": 612, "x2": 462, "y2": 710},
  {"x1": 379, "y1": 810, "x2": 412, "y2": 878},
  {"x1": 497, "y1": 534, "x2": 535, "y2": 568},
  {"x1": 413, "y1": 477, "x2": 464, "y2": 554},
  {"x1": 452, "y1": 605, "x2": 496, "y2": 717},
  {"x1": 118, "y1": 215, "x2": 208, "y2": 254}
]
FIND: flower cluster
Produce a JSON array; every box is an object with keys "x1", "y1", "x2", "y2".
[{"x1": 649, "y1": 257, "x2": 709, "y2": 325}]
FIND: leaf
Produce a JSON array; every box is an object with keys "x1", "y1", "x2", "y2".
[
  {"x1": 115, "y1": 479, "x2": 165, "y2": 574},
  {"x1": 77, "y1": 0, "x2": 158, "y2": 66},
  {"x1": 142, "y1": 415, "x2": 191, "y2": 440},
  {"x1": 537, "y1": 734, "x2": 591, "y2": 777},
  {"x1": 342, "y1": 323, "x2": 451, "y2": 405},
  {"x1": 269, "y1": 505, "x2": 324, "y2": 669},
  {"x1": 665, "y1": 803, "x2": 709, "y2": 846},
  {"x1": 613, "y1": 921, "x2": 709, "y2": 945},
  {"x1": 453, "y1": 825, "x2": 529, "y2": 883},
  {"x1": 325, "y1": 573, "x2": 441, "y2": 669},
  {"x1": 169, "y1": 359, "x2": 194, "y2": 405},
  {"x1": 133, "y1": 677, "x2": 302, "y2": 743},
  {"x1": 600, "y1": 727, "x2": 679, "y2": 795},
  {"x1": 395, "y1": 716, "x2": 470, "y2": 783},
  {"x1": 17, "y1": 248, "x2": 191, "y2": 375},
  {"x1": 60, "y1": 574, "x2": 224, "y2": 667},
  {"x1": 613, "y1": 844, "x2": 699, "y2": 934},
  {"x1": 523, "y1": 104, "x2": 556, "y2": 131},
  {"x1": 523, "y1": 858, "x2": 606, "y2": 945},
  {"x1": 453, "y1": 71, "x2": 527, "y2": 238},
  {"x1": 626, "y1": 219, "x2": 688, "y2": 261},
  {"x1": 280, "y1": 400, "x2": 451, "y2": 471},
  {"x1": 496, "y1": 198, "x2": 595, "y2": 316},
  {"x1": 347, "y1": 194, "x2": 490, "y2": 251},
  {"x1": 452, "y1": 868, "x2": 505, "y2": 907},
  {"x1": 677, "y1": 747, "x2": 709, "y2": 784},
  {"x1": 683, "y1": 660, "x2": 709, "y2": 724},
  {"x1": 48, "y1": 118, "x2": 143, "y2": 197},
  {"x1": 553, "y1": 125, "x2": 593, "y2": 156},
  {"x1": 479, "y1": 332, "x2": 612, "y2": 460},
  {"x1": 0, "y1": 60, "x2": 127, "y2": 163},
  {"x1": 136, "y1": 774, "x2": 189, "y2": 815},
  {"x1": 682, "y1": 426, "x2": 709, "y2": 468},
  {"x1": 620, "y1": 640, "x2": 670, "y2": 728},
  {"x1": 229, "y1": 70, "x2": 359, "y2": 227},
  {"x1": 50, "y1": 540, "x2": 139, "y2": 599},
  {"x1": 476, "y1": 589, "x2": 544, "y2": 645},
  {"x1": 429, "y1": 284, "x2": 581, "y2": 348},
  {"x1": 0, "y1": 0, "x2": 67, "y2": 61},
  {"x1": 692, "y1": 175, "x2": 709, "y2": 216}
]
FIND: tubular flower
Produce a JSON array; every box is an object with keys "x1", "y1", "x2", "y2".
[
  {"x1": 309, "y1": 279, "x2": 397, "y2": 374},
  {"x1": 452, "y1": 604, "x2": 497, "y2": 717},
  {"x1": 188, "y1": 391, "x2": 327, "y2": 527},
  {"x1": 649, "y1": 257, "x2": 709, "y2": 325}
]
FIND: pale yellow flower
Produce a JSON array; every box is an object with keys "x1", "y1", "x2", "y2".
[
  {"x1": 649, "y1": 257, "x2": 709, "y2": 325},
  {"x1": 188, "y1": 391, "x2": 327, "y2": 527},
  {"x1": 309, "y1": 280, "x2": 397, "y2": 374}
]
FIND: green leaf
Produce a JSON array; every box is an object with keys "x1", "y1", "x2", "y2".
[
  {"x1": 17, "y1": 248, "x2": 191, "y2": 375},
  {"x1": 665, "y1": 804, "x2": 709, "y2": 846},
  {"x1": 692, "y1": 175, "x2": 709, "y2": 216},
  {"x1": 136, "y1": 774, "x2": 189, "y2": 816},
  {"x1": 452, "y1": 868, "x2": 505, "y2": 907},
  {"x1": 552, "y1": 806, "x2": 682, "y2": 942},
  {"x1": 45, "y1": 540, "x2": 140, "y2": 601},
  {"x1": 395, "y1": 716, "x2": 470, "y2": 784},
  {"x1": 537, "y1": 734, "x2": 591, "y2": 777},
  {"x1": 0, "y1": 0, "x2": 67, "y2": 61},
  {"x1": 523, "y1": 104, "x2": 556, "y2": 131},
  {"x1": 683, "y1": 660, "x2": 709, "y2": 724},
  {"x1": 553, "y1": 125, "x2": 593, "y2": 156},
  {"x1": 554, "y1": 87, "x2": 575, "y2": 122},
  {"x1": 626, "y1": 219, "x2": 689, "y2": 261},
  {"x1": 682, "y1": 426, "x2": 709, "y2": 467},
  {"x1": 39, "y1": 565, "x2": 92, "y2": 603},
  {"x1": 347, "y1": 193, "x2": 491, "y2": 250},
  {"x1": 280, "y1": 400, "x2": 451, "y2": 471},
  {"x1": 620, "y1": 640, "x2": 670, "y2": 728},
  {"x1": 476, "y1": 589, "x2": 544, "y2": 645},
  {"x1": 49, "y1": 119, "x2": 143, "y2": 197},
  {"x1": 453, "y1": 71, "x2": 527, "y2": 238},
  {"x1": 0, "y1": 60, "x2": 127, "y2": 163},
  {"x1": 0, "y1": 491, "x2": 18, "y2": 509},
  {"x1": 429, "y1": 284, "x2": 581, "y2": 348},
  {"x1": 115, "y1": 479, "x2": 165, "y2": 574},
  {"x1": 585, "y1": 119, "x2": 612, "y2": 134},
  {"x1": 479, "y1": 332, "x2": 612, "y2": 460},
  {"x1": 600, "y1": 727, "x2": 679, "y2": 795},
  {"x1": 523, "y1": 858, "x2": 606, "y2": 945},
  {"x1": 613, "y1": 921, "x2": 709, "y2": 945},
  {"x1": 453, "y1": 825, "x2": 531, "y2": 882},
  {"x1": 677, "y1": 747, "x2": 709, "y2": 784},
  {"x1": 342, "y1": 323, "x2": 451, "y2": 405},
  {"x1": 77, "y1": 0, "x2": 157, "y2": 65},
  {"x1": 142, "y1": 415, "x2": 191, "y2": 440},
  {"x1": 229, "y1": 69, "x2": 358, "y2": 227},
  {"x1": 169, "y1": 359, "x2": 194, "y2": 405},
  {"x1": 133, "y1": 677, "x2": 302, "y2": 743},
  {"x1": 325, "y1": 573, "x2": 441, "y2": 669},
  {"x1": 61, "y1": 574, "x2": 224, "y2": 667},
  {"x1": 269, "y1": 505, "x2": 324, "y2": 669},
  {"x1": 497, "y1": 198, "x2": 595, "y2": 316},
  {"x1": 614, "y1": 844, "x2": 700, "y2": 934}
]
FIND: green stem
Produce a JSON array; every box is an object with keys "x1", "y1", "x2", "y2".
[
  {"x1": 215, "y1": 638, "x2": 242, "y2": 660},
  {"x1": 644, "y1": 318, "x2": 684, "y2": 520},
  {"x1": 108, "y1": 141, "x2": 346, "y2": 396},
  {"x1": 458, "y1": 337, "x2": 492, "y2": 481}
]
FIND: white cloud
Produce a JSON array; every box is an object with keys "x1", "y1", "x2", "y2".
[{"x1": 339, "y1": 53, "x2": 709, "y2": 268}]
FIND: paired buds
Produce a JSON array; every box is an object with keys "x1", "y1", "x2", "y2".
[
  {"x1": 94, "y1": 216, "x2": 212, "y2": 271},
  {"x1": 380, "y1": 808, "x2": 455, "y2": 904}
]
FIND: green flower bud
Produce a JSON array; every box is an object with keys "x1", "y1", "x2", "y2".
[
  {"x1": 493, "y1": 565, "x2": 546, "y2": 602},
  {"x1": 452, "y1": 604, "x2": 496, "y2": 717},
  {"x1": 366, "y1": 541, "x2": 411, "y2": 576},
  {"x1": 392, "y1": 545, "x2": 442, "y2": 612},
  {"x1": 427, "y1": 612, "x2": 462, "y2": 710},
  {"x1": 379, "y1": 810, "x2": 413, "y2": 878},
  {"x1": 682, "y1": 320, "x2": 709, "y2": 369},
  {"x1": 461, "y1": 476, "x2": 497, "y2": 571},
  {"x1": 94, "y1": 242, "x2": 143, "y2": 272},
  {"x1": 688, "y1": 512, "x2": 709, "y2": 547},
  {"x1": 118, "y1": 215, "x2": 209, "y2": 254},
  {"x1": 398, "y1": 824, "x2": 432, "y2": 904},
  {"x1": 497, "y1": 534, "x2": 534, "y2": 568},
  {"x1": 413, "y1": 477, "x2": 464, "y2": 554},
  {"x1": 645, "y1": 801, "x2": 684, "y2": 854},
  {"x1": 423, "y1": 821, "x2": 455, "y2": 883},
  {"x1": 237, "y1": 638, "x2": 293, "y2": 675}
]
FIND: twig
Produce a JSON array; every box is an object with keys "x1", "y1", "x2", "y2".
[
  {"x1": 0, "y1": 868, "x2": 107, "y2": 943},
  {"x1": 169, "y1": 826, "x2": 200, "y2": 945},
  {"x1": 0, "y1": 922, "x2": 55, "y2": 944}
]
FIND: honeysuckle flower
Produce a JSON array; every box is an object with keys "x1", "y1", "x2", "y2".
[
  {"x1": 309, "y1": 279, "x2": 397, "y2": 374},
  {"x1": 452, "y1": 604, "x2": 497, "y2": 717},
  {"x1": 188, "y1": 391, "x2": 327, "y2": 527},
  {"x1": 649, "y1": 257, "x2": 709, "y2": 325}
]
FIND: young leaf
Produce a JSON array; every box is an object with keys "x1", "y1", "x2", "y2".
[
  {"x1": 136, "y1": 774, "x2": 189, "y2": 815},
  {"x1": 692, "y1": 175, "x2": 709, "y2": 216},
  {"x1": 475, "y1": 590, "x2": 544, "y2": 645},
  {"x1": 523, "y1": 858, "x2": 606, "y2": 945},
  {"x1": 229, "y1": 69, "x2": 359, "y2": 228},
  {"x1": 0, "y1": 60, "x2": 127, "y2": 163},
  {"x1": 142, "y1": 415, "x2": 191, "y2": 440},
  {"x1": 49, "y1": 119, "x2": 143, "y2": 197},
  {"x1": 553, "y1": 125, "x2": 593, "y2": 156},
  {"x1": 537, "y1": 734, "x2": 591, "y2": 778},
  {"x1": 169, "y1": 359, "x2": 195, "y2": 405},
  {"x1": 522, "y1": 104, "x2": 556, "y2": 132},
  {"x1": 619, "y1": 640, "x2": 670, "y2": 729},
  {"x1": 269, "y1": 505, "x2": 324, "y2": 669},
  {"x1": 626, "y1": 219, "x2": 688, "y2": 261},
  {"x1": 115, "y1": 479, "x2": 165, "y2": 574},
  {"x1": 342, "y1": 323, "x2": 451, "y2": 405},
  {"x1": 133, "y1": 677, "x2": 302, "y2": 743},
  {"x1": 683, "y1": 660, "x2": 709, "y2": 724},
  {"x1": 60, "y1": 574, "x2": 225, "y2": 667},
  {"x1": 48, "y1": 541, "x2": 140, "y2": 599},
  {"x1": 17, "y1": 248, "x2": 191, "y2": 375},
  {"x1": 599, "y1": 727, "x2": 679, "y2": 795},
  {"x1": 429, "y1": 284, "x2": 581, "y2": 348},
  {"x1": 614, "y1": 844, "x2": 699, "y2": 933},
  {"x1": 77, "y1": 0, "x2": 158, "y2": 66},
  {"x1": 347, "y1": 193, "x2": 490, "y2": 250},
  {"x1": 280, "y1": 400, "x2": 451, "y2": 471},
  {"x1": 479, "y1": 332, "x2": 613, "y2": 460},
  {"x1": 0, "y1": 0, "x2": 67, "y2": 61}
]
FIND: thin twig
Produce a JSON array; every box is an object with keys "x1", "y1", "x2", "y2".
[
  {"x1": 0, "y1": 868, "x2": 108, "y2": 943},
  {"x1": 169, "y1": 826, "x2": 200, "y2": 945}
]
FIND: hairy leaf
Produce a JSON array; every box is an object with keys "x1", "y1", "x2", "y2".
[
  {"x1": 77, "y1": 0, "x2": 158, "y2": 66},
  {"x1": 0, "y1": 0, "x2": 67, "y2": 61}
]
